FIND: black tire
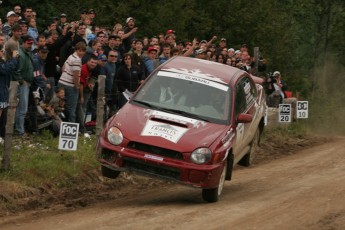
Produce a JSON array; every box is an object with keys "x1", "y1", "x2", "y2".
[
  {"x1": 238, "y1": 128, "x2": 260, "y2": 167},
  {"x1": 101, "y1": 165, "x2": 121, "y2": 179},
  {"x1": 202, "y1": 162, "x2": 227, "y2": 203}
]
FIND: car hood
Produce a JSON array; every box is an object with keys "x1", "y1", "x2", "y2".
[{"x1": 109, "y1": 104, "x2": 227, "y2": 152}]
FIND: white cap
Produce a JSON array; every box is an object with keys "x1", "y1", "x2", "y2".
[
  {"x1": 273, "y1": 71, "x2": 281, "y2": 76},
  {"x1": 126, "y1": 17, "x2": 134, "y2": 24},
  {"x1": 7, "y1": 11, "x2": 16, "y2": 17}
]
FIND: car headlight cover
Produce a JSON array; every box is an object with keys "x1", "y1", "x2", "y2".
[
  {"x1": 191, "y1": 148, "x2": 212, "y2": 164},
  {"x1": 107, "y1": 127, "x2": 123, "y2": 145}
]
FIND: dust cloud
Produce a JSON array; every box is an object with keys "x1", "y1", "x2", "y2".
[{"x1": 308, "y1": 59, "x2": 345, "y2": 136}]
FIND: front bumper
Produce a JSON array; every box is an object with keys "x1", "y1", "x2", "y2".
[{"x1": 96, "y1": 137, "x2": 224, "y2": 188}]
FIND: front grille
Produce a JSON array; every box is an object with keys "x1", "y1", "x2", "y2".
[
  {"x1": 127, "y1": 142, "x2": 183, "y2": 160},
  {"x1": 123, "y1": 158, "x2": 180, "y2": 180}
]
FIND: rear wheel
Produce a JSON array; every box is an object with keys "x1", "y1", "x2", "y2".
[
  {"x1": 202, "y1": 162, "x2": 227, "y2": 203},
  {"x1": 238, "y1": 128, "x2": 260, "y2": 167},
  {"x1": 101, "y1": 165, "x2": 121, "y2": 179}
]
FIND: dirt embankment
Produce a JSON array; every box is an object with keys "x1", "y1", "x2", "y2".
[{"x1": 0, "y1": 127, "x2": 329, "y2": 219}]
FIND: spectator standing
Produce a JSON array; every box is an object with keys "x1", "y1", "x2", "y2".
[
  {"x1": 27, "y1": 46, "x2": 49, "y2": 133},
  {"x1": 27, "y1": 17, "x2": 39, "y2": 48},
  {"x1": 73, "y1": 23, "x2": 88, "y2": 47},
  {"x1": 216, "y1": 38, "x2": 227, "y2": 56},
  {"x1": 57, "y1": 13, "x2": 67, "y2": 32},
  {"x1": 76, "y1": 54, "x2": 98, "y2": 133},
  {"x1": 159, "y1": 43, "x2": 172, "y2": 64},
  {"x1": 103, "y1": 34, "x2": 123, "y2": 61},
  {"x1": 57, "y1": 41, "x2": 86, "y2": 122},
  {"x1": 0, "y1": 34, "x2": 5, "y2": 46},
  {"x1": 122, "y1": 17, "x2": 137, "y2": 53},
  {"x1": 45, "y1": 24, "x2": 77, "y2": 100},
  {"x1": 96, "y1": 31, "x2": 106, "y2": 46},
  {"x1": 32, "y1": 34, "x2": 47, "y2": 54},
  {"x1": 143, "y1": 46, "x2": 159, "y2": 78},
  {"x1": 23, "y1": 7, "x2": 33, "y2": 20},
  {"x1": 130, "y1": 39, "x2": 144, "y2": 72},
  {"x1": 103, "y1": 50, "x2": 119, "y2": 114},
  {"x1": 19, "y1": 19, "x2": 28, "y2": 36},
  {"x1": 2, "y1": 11, "x2": 17, "y2": 41},
  {"x1": 265, "y1": 71, "x2": 296, "y2": 110},
  {"x1": 4, "y1": 24, "x2": 21, "y2": 61},
  {"x1": 13, "y1": 35, "x2": 35, "y2": 135},
  {"x1": 116, "y1": 53, "x2": 142, "y2": 108},
  {"x1": 13, "y1": 5, "x2": 22, "y2": 17},
  {"x1": 0, "y1": 46, "x2": 19, "y2": 142}
]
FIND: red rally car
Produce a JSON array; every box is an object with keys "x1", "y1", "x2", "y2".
[{"x1": 96, "y1": 56, "x2": 267, "y2": 202}]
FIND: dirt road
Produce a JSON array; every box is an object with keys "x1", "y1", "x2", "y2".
[{"x1": 1, "y1": 138, "x2": 345, "y2": 230}]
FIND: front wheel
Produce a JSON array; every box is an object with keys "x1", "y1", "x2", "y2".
[
  {"x1": 101, "y1": 165, "x2": 121, "y2": 179},
  {"x1": 202, "y1": 161, "x2": 227, "y2": 203}
]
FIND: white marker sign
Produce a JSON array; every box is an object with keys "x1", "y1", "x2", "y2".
[
  {"x1": 296, "y1": 101, "x2": 309, "y2": 119},
  {"x1": 279, "y1": 104, "x2": 291, "y2": 123},
  {"x1": 58, "y1": 122, "x2": 79, "y2": 151}
]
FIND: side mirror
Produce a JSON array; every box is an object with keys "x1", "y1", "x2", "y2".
[{"x1": 237, "y1": 113, "x2": 253, "y2": 123}]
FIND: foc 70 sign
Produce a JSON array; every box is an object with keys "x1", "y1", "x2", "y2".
[{"x1": 58, "y1": 122, "x2": 79, "y2": 151}]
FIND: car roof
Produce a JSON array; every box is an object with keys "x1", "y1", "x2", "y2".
[{"x1": 158, "y1": 56, "x2": 246, "y2": 85}]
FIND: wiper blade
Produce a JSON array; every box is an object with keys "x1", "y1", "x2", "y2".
[
  {"x1": 131, "y1": 100, "x2": 155, "y2": 108},
  {"x1": 161, "y1": 108, "x2": 209, "y2": 122}
]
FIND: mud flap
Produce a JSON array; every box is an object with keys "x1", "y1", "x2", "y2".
[{"x1": 225, "y1": 153, "x2": 234, "y2": 180}]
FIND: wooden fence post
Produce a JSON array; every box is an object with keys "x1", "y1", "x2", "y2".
[
  {"x1": 96, "y1": 75, "x2": 106, "y2": 138},
  {"x1": 2, "y1": 81, "x2": 19, "y2": 170},
  {"x1": 253, "y1": 47, "x2": 259, "y2": 76}
]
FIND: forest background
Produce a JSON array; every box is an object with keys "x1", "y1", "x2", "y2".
[{"x1": 1, "y1": 0, "x2": 344, "y2": 133}]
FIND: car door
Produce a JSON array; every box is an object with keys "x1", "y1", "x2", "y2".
[{"x1": 233, "y1": 75, "x2": 258, "y2": 152}]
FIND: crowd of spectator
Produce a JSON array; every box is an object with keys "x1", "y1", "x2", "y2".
[{"x1": 0, "y1": 4, "x2": 271, "y2": 143}]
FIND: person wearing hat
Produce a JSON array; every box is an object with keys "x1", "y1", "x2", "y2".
[
  {"x1": 195, "y1": 49, "x2": 207, "y2": 60},
  {"x1": 13, "y1": 35, "x2": 35, "y2": 135},
  {"x1": 19, "y1": 19, "x2": 28, "y2": 36},
  {"x1": 216, "y1": 37, "x2": 227, "y2": 56},
  {"x1": 59, "y1": 13, "x2": 67, "y2": 28},
  {"x1": 266, "y1": 71, "x2": 288, "y2": 107},
  {"x1": 88, "y1": 9, "x2": 96, "y2": 24},
  {"x1": 143, "y1": 46, "x2": 159, "y2": 77},
  {"x1": 2, "y1": 11, "x2": 17, "y2": 40},
  {"x1": 122, "y1": 17, "x2": 138, "y2": 53}
]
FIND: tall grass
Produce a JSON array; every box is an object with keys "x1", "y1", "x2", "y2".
[{"x1": 0, "y1": 130, "x2": 98, "y2": 187}]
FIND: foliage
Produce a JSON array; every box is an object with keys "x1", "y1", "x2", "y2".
[{"x1": 1, "y1": 0, "x2": 344, "y2": 129}]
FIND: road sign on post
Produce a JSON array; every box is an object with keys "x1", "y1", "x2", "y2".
[
  {"x1": 58, "y1": 122, "x2": 79, "y2": 151},
  {"x1": 279, "y1": 104, "x2": 291, "y2": 123},
  {"x1": 296, "y1": 101, "x2": 308, "y2": 119}
]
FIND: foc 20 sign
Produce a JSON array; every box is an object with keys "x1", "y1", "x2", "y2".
[{"x1": 58, "y1": 122, "x2": 79, "y2": 151}]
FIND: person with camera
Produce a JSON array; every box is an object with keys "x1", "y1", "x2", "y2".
[{"x1": 266, "y1": 71, "x2": 289, "y2": 107}]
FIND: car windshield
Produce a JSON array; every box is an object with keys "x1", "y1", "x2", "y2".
[{"x1": 132, "y1": 70, "x2": 231, "y2": 124}]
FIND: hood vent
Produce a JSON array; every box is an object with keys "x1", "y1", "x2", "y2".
[{"x1": 151, "y1": 117, "x2": 189, "y2": 128}]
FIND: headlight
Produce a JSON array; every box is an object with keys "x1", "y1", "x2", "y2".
[
  {"x1": 107, "y1": 127, "x2": 123, "y2": 145},
  {"x1": 190, "y1": 148, "x2": 212, "y2": 164}
]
